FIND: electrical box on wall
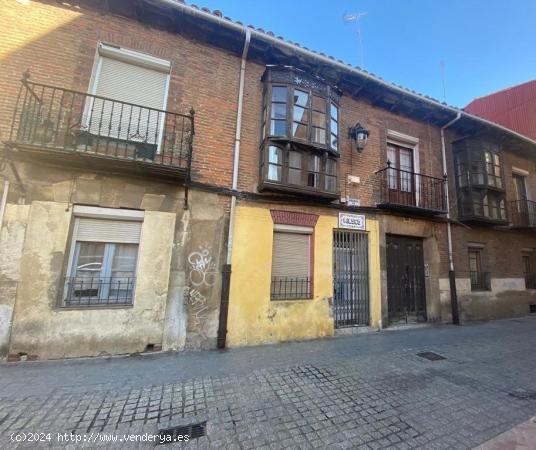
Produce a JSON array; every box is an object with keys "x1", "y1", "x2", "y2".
[{"x1": 347, "y1": 175, "x2": 361, "y2": 184}]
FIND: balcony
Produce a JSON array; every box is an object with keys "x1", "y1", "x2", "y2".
[
  {"x1": 376, "y1": 165, "x2": 447, "y2": 215},
  {"x1": 5, "y1": 75, "x2": 194, "y2": 180},
  {"x1": 510, "y1": 200, "x2": 536, "y2": 229}
]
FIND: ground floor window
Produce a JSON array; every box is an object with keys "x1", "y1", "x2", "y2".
[
  {"x1": 522, "y1": 252, "x2": 536, "y2": 289},
  {"x1": 63, "y1": 207, "x2": 143, "y2": 307},
  {"x1": 468, "y1": 247, "x2": 490, "y2": 291},
  {"x1": 270, "y1": 227, "x2": 312, "y2": 300}
]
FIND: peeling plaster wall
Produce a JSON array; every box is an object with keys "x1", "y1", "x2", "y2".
[
  {"x1": 8, "y1": 202, "x2": 175, "y2": 359},
  {"x1": 0, "y1": 204, "x2": 30, "y2": 356},
  {"x1": 0, "y1": 160, "x2": 227, "y2": 359},
  {"x1": 439, "y1": 277, "x2": 536, "y2": 321}
]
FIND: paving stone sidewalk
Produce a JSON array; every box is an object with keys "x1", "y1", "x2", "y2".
[{"x1": 1, "y1": 317, "x2": 536, "y2": 449}]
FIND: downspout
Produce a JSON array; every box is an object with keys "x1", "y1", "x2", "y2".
[
  {"x1": 440, "y1": 112, "x2": 461, "y2": 325},
  {"x1": 217, "y1": 27, "x2": 251, "y2": 349}
]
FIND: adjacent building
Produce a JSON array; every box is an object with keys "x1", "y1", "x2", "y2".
[{"x1": 0, "y1": 0, "x2": 535, "y2": 360}]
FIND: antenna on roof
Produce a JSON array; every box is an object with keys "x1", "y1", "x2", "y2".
[
  {"x1": 344, "y1": 12, "x2": 368, "y2": 69},
  {"x1": 439, "y1": 60, "x2": 447, "y2": 103}
]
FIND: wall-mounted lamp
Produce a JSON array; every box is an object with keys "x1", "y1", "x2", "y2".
[{"x1": 348, "y1": 123, "x2": 369, "y2": 152}]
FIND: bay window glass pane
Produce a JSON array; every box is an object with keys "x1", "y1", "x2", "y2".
[
  {"x1": 308, "y1": 154, "x2": 320, "y2": 188},
  {"x1": 312, "y1": 96, "x2": 325, "y2": 110},
  {"x1": 293, "y1": 106, "x2": 307, "y2": 123},
  {"x1": 330, "y1": 133, "x2": 338, "y2": 150},
  {"x1": 288, "y1": 151, "x2": 302, "y2": 185},
  {"x1": 270, "y1": 120, "x2": 286, "y2": 136},
  {"x1": 271, "y1": 103, "x2": 286, "y2": 119},
  {"x1": 312, "y1": 111, "x2": 326, "y2": 127},
  {"x1": 272, "y1": 86, "x2": 287, "y2": 102},
  {"x1": 483, "y1": 194, "x2": 489, "y2": 217},
  {"x1": 330, "y1": 103, "x2": 338, "y2": 121},
  {"x1": 325, "y1": 159, "x2": 337, "y2": 192},
  {"x1": 330, "y1": 119, "x2": 337, "y2": 136},
  {"x1": 293, "y1": 90, "x2": 309, "y2": 107},
  {"x1": 292, "y1": 122, "x2": 308, "y2": 139},
  {"x1": 312, "y1": 127, "x2": 325, "y2": 144},
  {"x1": 267, "y1": 146, "x2": 282, "y2": 182}
]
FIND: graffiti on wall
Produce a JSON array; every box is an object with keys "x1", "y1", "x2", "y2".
[
  {"x1": 185, "y1": 245, "x2": 217, "y2": 328},
  {"x1": 188, "y1": 245, "x2": 217, "y2": 287}
]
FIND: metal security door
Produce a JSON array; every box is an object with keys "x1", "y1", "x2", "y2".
[
  {"x1": 386, "y1": 235, "x2": 426, "y2": 322},
  {"x1": 333, "y1": 230, "x2": 369, "y2": 327}
]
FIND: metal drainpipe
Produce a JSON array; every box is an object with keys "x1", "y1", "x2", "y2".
[
  {"x1": 440, "y1": 112, "x2": 461, "y2": 325},
  {"x1": 217, "y1": 27, "x2": 251, "y2": 349}
]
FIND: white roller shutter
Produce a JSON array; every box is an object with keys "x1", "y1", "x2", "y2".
[
  {"x1": 76, "y1": 218, "x2": 142, "y2": 244},
  {"x1": 89, "y1": 48, "x2": 169, "y2": 143},
  {"x1": 271, "y1": 232, "x2": 310, "y2": 278}
]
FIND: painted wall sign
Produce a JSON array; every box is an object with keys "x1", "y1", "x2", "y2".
[{"x1": 338, "y1": 213, "x2": 366, "y2": 230}]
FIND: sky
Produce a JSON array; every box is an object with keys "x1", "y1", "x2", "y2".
[{"x1": 194, "y1": 0, "x2": 536, "y2": 107}]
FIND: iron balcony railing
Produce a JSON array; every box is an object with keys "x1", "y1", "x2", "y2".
[
  {"x1": 377, "y1": 164, "x2": 447, "y2": 213},
  {"x1": 510, "y1": 200, "x2": 536, "y2": 228},
  {"x1": 8, "y1": 73, "x2": 194, "y2": 173},
  {"x1": 63, "y1": 276, "x2": 136, "y2": 307},
  {"x1": 270, "y1": 276, "x2": 312, "y2": 300},
  {"x1": 470, "y1": 271, "x2": 491, "y2": 291}
]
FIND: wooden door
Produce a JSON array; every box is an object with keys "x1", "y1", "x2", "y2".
[
  {"x1": 387, "y1": 144, "x2": 415, "y2": 206},
  {"x1": 386, "y1": 235, "x2": 426, "y2": 322}
]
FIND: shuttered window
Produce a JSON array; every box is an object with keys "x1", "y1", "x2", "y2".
[
  {"x1": 64, "y1": 214, "x2": 142, "y2": 307},
  {"x1": 77, "y1": 218, "x2": 142, "y2": 244},
  {"x1": 271, "y1": 231, "x2": 312, "y2": 300},
  {"x1": 89, "y1": 45, "x2": 170, "y2": 144}
]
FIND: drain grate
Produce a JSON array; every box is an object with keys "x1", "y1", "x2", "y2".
[
  {"x1": 158, "y1": 421, "x2": 206, "y2": 445},
  {"x1": 417, "y1": 351, "x2": 446, "y2": 361}
]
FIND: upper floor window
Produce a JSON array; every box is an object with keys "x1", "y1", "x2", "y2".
[
  {"x1": 453, "y1": 139, "x2": 507, "y2": 224},
  {"x1": 259, "y1": 67, "x2": 340, "y2": 198},
  {"x1": 261, "y1": 67, "x2": 340, "y2": 151},
  {"x1": 455, "y1": 147, "x2": 504, "y2": 189}
]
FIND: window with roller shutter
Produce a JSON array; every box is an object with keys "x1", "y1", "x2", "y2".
[
  {"x1": 63, "y1": 206, "x2": 143, "y2": 307},
  {"x1": 270, "y1": 230, "x2": 312, "y2": 300},
  {"x1": 86, "y1": 43, "x2": 170, "y2": 148}
]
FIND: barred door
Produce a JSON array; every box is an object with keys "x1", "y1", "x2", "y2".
[{"x1": 333, "y1": 230, "x2": 369, "y2": 327}]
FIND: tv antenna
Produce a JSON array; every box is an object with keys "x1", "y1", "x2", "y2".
[
  {"x1": 439, "y1": 60, "x2": 447, "y2": 103},
  {"x1": 344, "y1": 12, "x2": 368, "y2": 69}
]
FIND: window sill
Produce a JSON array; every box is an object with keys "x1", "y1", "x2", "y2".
[
  {"x1": 58, "y1": 303, "x2": 134, "y2": 311},
  {"x1": 270, "y1": 297, "x2": 313, "y2": 302}
]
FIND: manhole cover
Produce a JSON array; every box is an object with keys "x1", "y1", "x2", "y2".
[
  {"x1": 417, "y1": 351, "x2": 446, "y2": 361},
  {"x1": 158, "y1": 421, "x2": 206, "y2": 445}
]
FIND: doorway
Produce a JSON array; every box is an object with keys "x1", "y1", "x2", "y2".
[
  {"x1": 386, "y1": 235, "x2": 426, "y2": 323},
  {"x1": 333, "y1": 230, "x2": 369, "y2": 327}
]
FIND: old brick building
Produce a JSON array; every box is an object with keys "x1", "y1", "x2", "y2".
[{"x1": 0, "y1": 0, "x2": 535, "y2": 359}]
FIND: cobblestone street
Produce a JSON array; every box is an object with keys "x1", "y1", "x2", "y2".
[{"x1": 1, "y1": 317, "x2": 536, "y2": 449}]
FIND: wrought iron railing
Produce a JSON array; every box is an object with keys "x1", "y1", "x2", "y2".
[
  {"x1": 63, "y1": 276, "x2": 136, "y2": 307},
  {"x1": 270, "y1": 276, "x2": 311, "y2": 300},
  {"x1": 377, "y1": 164, "x2": 447, "y2": 213},
  {"x1": 510, "y1": 200, "x2": 536, "y2": 228},
  {"x1": 8, "y1": 73, "x2": 194, "y2": 172},
  {"x1": 525, "y1": 273, "x2": 536, "y2": 290},
  {"x1": 469, "y1": 271, "x2": 491, "y2": 291}
]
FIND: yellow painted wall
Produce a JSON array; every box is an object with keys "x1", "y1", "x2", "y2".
[{"x1": 227, "y1": 205, "x2": 382, "y2": 347}]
